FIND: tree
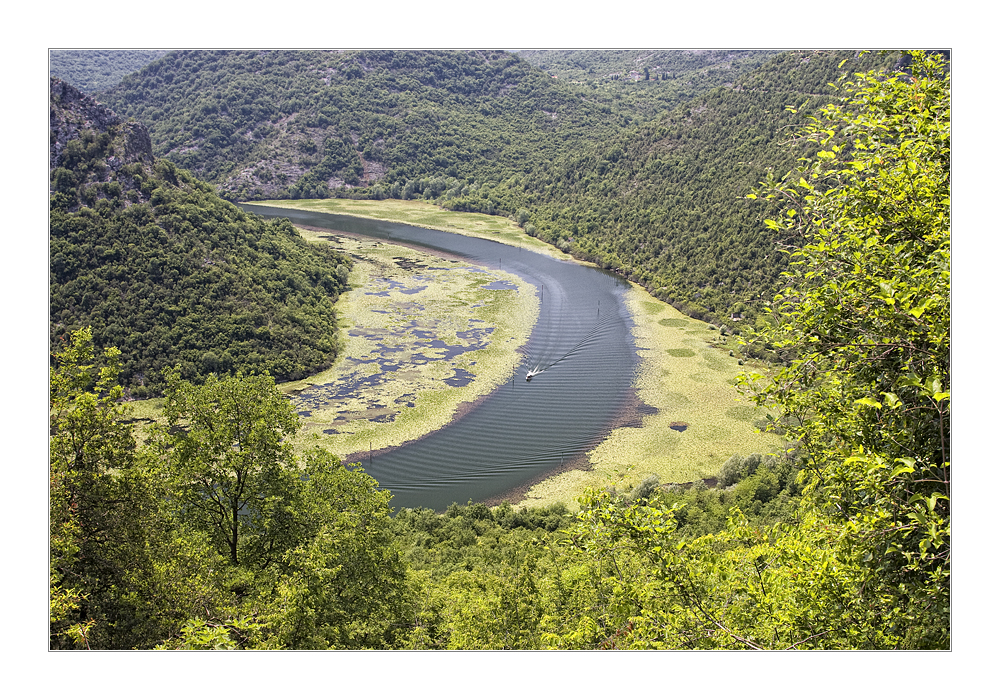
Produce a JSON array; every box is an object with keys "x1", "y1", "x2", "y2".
[
  {"x1": 49, "y1": 328, "x2": 152, "y2": 648},
  {"x1": 161, "y1": 368, "x2": 301, "y2": 567},
  {"x1": 159, "y1": 372, "x2": 413, "y2": 648},
  {"x1": 50, "y1": 329, "x2": 229, "y2": 649},
  {"x1": 743, "y1": 49, "x2": 950, "y2": 647},
  {"x1": 268, "y1": 449, "x2": 410, "y2": 649},
  {"x1": 558, "y1": 50, "x2": 950, "y2": 650}
]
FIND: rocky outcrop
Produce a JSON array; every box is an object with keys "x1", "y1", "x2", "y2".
[
  {"x1": 50, "y1": 77, "x2": 154, "y2": 172},
  {"x1": 50, "y1": 77, "x2": 157, "y2": 211}
]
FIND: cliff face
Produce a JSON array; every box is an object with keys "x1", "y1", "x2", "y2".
[{"x1": 50, "y1": 77, "x2": 156, "y2": 210}]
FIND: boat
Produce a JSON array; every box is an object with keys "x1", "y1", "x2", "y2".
[{"x1": 526, "y1": 367, "x2": 541, "y2": 381}]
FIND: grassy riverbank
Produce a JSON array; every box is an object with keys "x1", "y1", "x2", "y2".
[
  {"x1": 250, "y1": 199, "x2": 572, "y2": 260},
  {"x1": 518, "y1": 284, "x2": 783, "y2": 508}
]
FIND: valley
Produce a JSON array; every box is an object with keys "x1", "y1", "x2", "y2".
[{"x1": 47, "y1": 50, "x2": 950, "y2": 651}]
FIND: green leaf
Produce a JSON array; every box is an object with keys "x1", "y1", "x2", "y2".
[
  {"x1": 881, "y1": 392, "x2": 902, "y2": 409},
  {"x1": 891, "y1": 458, "x2": 916, "y2": 478},
  {"x1": 853, "y1": 397, "x2": 882, "y2": 409},
  {"x1": 908, "y1": 298, "x2": 931, "y2": 319}
]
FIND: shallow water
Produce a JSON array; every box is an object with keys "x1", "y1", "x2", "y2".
[{"x1": 242, "y1": 205, "x2": 638, "y2": 510}]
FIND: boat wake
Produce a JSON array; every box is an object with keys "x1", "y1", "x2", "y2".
[{"x1": 524, "y1": 313, "x2": 614, "y2": 381}]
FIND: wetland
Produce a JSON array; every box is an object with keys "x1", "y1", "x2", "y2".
[{"x1": 242, "y1": 201, "x2": 782, "y2": 512}]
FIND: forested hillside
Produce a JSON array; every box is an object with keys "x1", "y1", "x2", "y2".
[
  {"x1": 50, "y1": 78, "x2": 352, "y2": 395},
  {"x1": 50, "y1": 50, "x2": 168, "y2": 93},
  {"x1": 517, "y1": 49, "x2": 780, "y2": 120},
  {"x1": 48, "y1": 52, "x2": 952, "y2": 652},
  {"x1": 100, "y1": 50, "x2": 633, "y2": 201},
  {"x1": 455, "y1": 51, "x2": 903, "y2": 326}
]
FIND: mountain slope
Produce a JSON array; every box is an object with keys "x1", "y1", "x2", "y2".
[
  {"x1": 49, "y1": 49, "x2": 169, "y2": 93},
  {"x1": 517, "y1": 49, "x2": 780, "y2": 120},
  {"x1": 50, "y1": 78, "x2": 352, "y2": 395},
  {"x1": 93, "y1": 49, "x2": 907, "y2": 329},
  {"x1": 99, "y1": 49, "x2": 632, "y2": 201},
  {"x1": 461, "y1": 50, "x2": 905, "y2": 328}
]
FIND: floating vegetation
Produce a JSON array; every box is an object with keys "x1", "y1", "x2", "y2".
[
  {"x1": 281, "y1": 230, "x2": 539, "y2": 457},
  {"x1": 256, "y1": 203, "x2": 780, "y2": 511}
]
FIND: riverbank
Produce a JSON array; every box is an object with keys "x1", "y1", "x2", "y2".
[
  {"x1": 516, "y1": 282, "x2": 782, "y2": 508},
  {"x1": 250, "y1": 199, "x2": 572, "y2": 261}
]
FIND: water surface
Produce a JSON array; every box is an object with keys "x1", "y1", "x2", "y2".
[{"x1": 243, "y1": 204, "x2": 638, "y2": 510}]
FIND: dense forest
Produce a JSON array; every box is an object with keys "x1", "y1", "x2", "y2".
[
  {"x1": 91, "y1": 49, "x2": 900, "y2": 328},
  {"x1": 517, "y1": 49, "x2": 780, "y2": 119},
  {"x1": 98, "y1": 50, "x2": 631, "y2": 199},
  {"x1": 440, "y1": 51, "x2": 903, "y2": 325},
  {"x1": 50, "y1": 78, "x2": 352, "y2": 395},
  {"x1": 49, "y1": 51, "x2": 950, "y2": 649}
]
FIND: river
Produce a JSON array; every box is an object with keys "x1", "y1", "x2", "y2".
[{"x1": 242, "y1": 204, "x2": 639, "y2": 511}]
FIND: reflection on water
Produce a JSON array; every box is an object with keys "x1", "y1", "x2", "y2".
[{"x1": 242, "y1": 205, "x2": 638, "y2": 511}]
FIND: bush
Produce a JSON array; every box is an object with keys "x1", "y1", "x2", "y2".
[
  {"x1": 719, "y1": 454, "x2": 743, "y2": 487},
  {"x1": 627, "y1": 475, "x2": 660, "y2": 503}
]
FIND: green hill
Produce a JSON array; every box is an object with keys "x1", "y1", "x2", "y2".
[
  {"x1": 99, "y1": 49, "x2": 635, "y2": 201},
  {"x1": 50, "y1": 77, "x2": 352, "y2": 396},
  {"x1": 95, "y1": 49, "x2": 904, "y2": 329},
  {"x1": 449, "y1": 50, "x2": 904, "y2": 328},
  {"x1": 517, "y1": 49, "x2": 780, "y2": 119}
]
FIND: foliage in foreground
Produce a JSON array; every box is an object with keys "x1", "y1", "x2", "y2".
[
  {"x1": 49, "y1": 53, "x2": 948, "y2": 649},
  {"x1": 50, "y1": 329, "x2": 408, "y2": 649},
  {"x1": 748, "y1": 49, "x2": 950, "y2": 646},
  {"x1": 48, "y1": 329, "x2": 803, "y2": 650},
  {"x1": 553, "y1": 50, "x2": 950, "y2": 649}
]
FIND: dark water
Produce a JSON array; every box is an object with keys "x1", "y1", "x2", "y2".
[{"x1": 242, "y1": 205, "x2": 638, "y2": 511}]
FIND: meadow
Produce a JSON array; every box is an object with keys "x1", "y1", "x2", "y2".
[{"x1": 519, "y1": 285, "x2": 782, "y2": 507}]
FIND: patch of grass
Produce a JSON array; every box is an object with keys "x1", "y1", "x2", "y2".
[
  {"x1": 661, "y1": 391, "x2": 692, "y2": 406},
  {"x1": 658, "y1": 318, "x2": 689, "y2": 327},
  {"x1": 700, "y1": 349, "x2": 729, "y2": 371},
  {"x1": 666, "y1": 348, "x2": 696, "y2": 357},
  {"x1": 126, "y1": 397, "x2": 165, "y2": 422},
  {"x1": 726, "y1": 405, "x2": 759, "y2": 422}
]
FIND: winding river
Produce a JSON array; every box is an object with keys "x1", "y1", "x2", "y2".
[{"x1": 242, "y1": 204, "x2": 639, "y2": 511}]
